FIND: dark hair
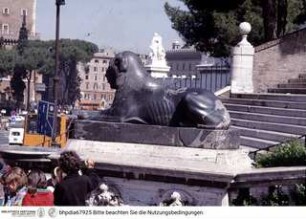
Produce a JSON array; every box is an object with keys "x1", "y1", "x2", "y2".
[
  {"x1": 27, "y1": 169, "x2": 47, "y2": 195},
  {"x1": 58, "y1": 150, "x2": 82, "y2": 174},
  {"x1": 3, "y1": 167, "x2": 27, "y2": 189}
]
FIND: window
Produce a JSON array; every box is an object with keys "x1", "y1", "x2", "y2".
[
  {"x1": 103, "y1": 60, "x2": 107, "y2": 64},
  {"x1": 85, "y1": 74, "x2": 89, "y2": 80},
  {"x1": 94, "y1": 59, "x2": 99, "y2": 63},
  {"x1": 95, "y1": 75, "x2": 97, "y2": 81},
  {"x1": 102, "y1": 84, "x2": 105, "y2": 90},
  {"x1": 86, "y1": 83, "x2": 89, "y2": 89},
  {"x1": 3, "y1": 8, "x2": 9, "y2": 15},
  {"x1": 93, "y1": 83, "x2": 98, "y2": 90},
  {"x1": 93, "y1": 67, "x2": 97, "y2": 72},
  {"x1": 103, "y1": 76, "x2": 106, "y2": 82},
  {"x1": 21, "y1": 9, "x2": 27, "y2": 16},
  {"x1": 93, "y1": 94, "x2": 96, "y2": 100},
  {"x1": 101, "y1": 67, "x2": 104, "y2": 72},
  {"x1": 2, "y1": 24, "x2": 9, "y2": 34}
]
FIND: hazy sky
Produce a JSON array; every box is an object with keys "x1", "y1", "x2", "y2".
[{"x1": 36, "y1": 0, "x2": 186, "y2": 53}]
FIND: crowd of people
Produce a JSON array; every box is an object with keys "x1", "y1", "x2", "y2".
[{"x1": 0, "y1": 150, "x2": 111, "y2": 206}]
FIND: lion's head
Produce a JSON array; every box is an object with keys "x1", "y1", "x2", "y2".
[{"x1": 106, "y1": 51, "x2": 158, "y2": 91}]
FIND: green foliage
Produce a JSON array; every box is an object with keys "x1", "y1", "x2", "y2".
[
  {"x1": 255, "y1": 140, "x2": 306, "y2": 168},
  {"x1": 260, "y1": 186, "x2": 290, "y2": 206},
  {"x1": 232, "y1": 186, "x2": 291, "y2": 206},
  {"x1": 0, "y1": 39, "x2": 98, "y2": 107},
  {"x1": 291, "y1": 184, "x2": 306, "y2": 205},
  {"x1": 232, "y1": 184, "x2": 306, "y2": 206},
  {"x1": 165, "y1": 0, "x2": 306, "y2": 56},
  {"x1": 243, "y1": 140, "x2": 306, "y2": 206},
  {"x1": 0, "y1": 49, "x2": 16, "y2": 77}
]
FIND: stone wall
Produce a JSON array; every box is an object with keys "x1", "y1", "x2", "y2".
[{"x1": 253, "y1": 28, "x2": 306, "y2": 93}]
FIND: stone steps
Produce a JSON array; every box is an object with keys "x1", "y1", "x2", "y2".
[
  {"x1": 229, "y1": 111, "x2": 306, "y2": 126},
  {"x1": 231, "y1": 118, "x2": 306, "y2": 135},
  {"x1": 225, "y1": 103, "x2": 306, "y2": 117},
  {"x1": 288, "y1": 78, "x2": 306, "y2": 83},
  {"x1": 225, "y1": 73, "x2": 306, "y2": 150},
  {"x1": 267, "y1": 88, "x2": 306, "y2": 94},
  {"x1": 299, "y1": 74, "x2": 306, "y2": 79},
  {"x1": 221, "y1": 98, "x2": 306, "y2": 110},
  {"x1": 230, "y1": 93, "x2": 306, "y2": 102},
  {"x1": 231, "y1": 126, "x2": 299, "y2": 143},
  {"x1": 239, "y1": 136, "x2": 279, "y2": 149},
  {"x1": 278, "y1": 83, "x2": 306, "y2": 88}
]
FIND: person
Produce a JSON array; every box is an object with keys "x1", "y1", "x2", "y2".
[
  {"x1": 22, "y1": 169, "x2": 54, "y2": 206},
  {"x1": 53, "y1": 150, "x2": 97, "y2": 206},
  {"x1": 2, "y1": 167, "x2": 27, "y2": 206},
  {"x1": 0, "y1": 160, "x2": 10, "y2": 206},
  {"x1": 46, "y1": 166, "x2": 65, "y2": 192}
]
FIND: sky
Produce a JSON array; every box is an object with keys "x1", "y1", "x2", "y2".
[{"x1": 36, "y1": 0, "x2": 187, "y2": 54}]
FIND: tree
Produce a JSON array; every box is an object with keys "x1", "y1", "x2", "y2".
[
  {"x1": 56, "y1": 39, "x2": 98, "y2": 105},
  {"x1": 0, "y1": 39, "x2": 98, "y2": 109},
  {"x1": 0, "y1": 49, "x2": 16, "y2": 77},
  {"x1": 165, "y1": 0, "x2": 306, "y2": 56}
]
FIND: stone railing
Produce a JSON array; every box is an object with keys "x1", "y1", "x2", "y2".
[
  {"x1": 229, "y1": 166, "x2": 306, "y2": 205},
  {"x1": 1, "y1": 140, "x2": 305, "y2": 206}
]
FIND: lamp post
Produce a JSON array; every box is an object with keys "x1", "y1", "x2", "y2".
[{"x1": 52, "y1": 0, "x2": 65, "y2": 146}]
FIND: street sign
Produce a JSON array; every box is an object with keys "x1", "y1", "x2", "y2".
[
  {"x1": 35, "y1": 83, "x2": 46, "y2": 92},
  {"x1": 37, "y1": 101, "x2": 55, "y2": 137}
]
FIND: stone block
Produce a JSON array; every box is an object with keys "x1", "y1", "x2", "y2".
[{"x1": 72, "y1": 120, "x2": 240, "y2": 149}]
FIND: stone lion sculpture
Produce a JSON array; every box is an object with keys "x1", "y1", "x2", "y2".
[{"x1": 94, "y1": 51, "x2": 230, "y2": 129}]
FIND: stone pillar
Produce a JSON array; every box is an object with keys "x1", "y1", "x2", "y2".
[{"x1": 231, "y1": 22, "x2": 254, "y2": 93}]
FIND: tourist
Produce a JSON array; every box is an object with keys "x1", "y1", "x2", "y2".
[
  {"x1": 46, "y1": 166, "x2": 65, "y2": 192},
  {"x1": 53, "y1": 150, "x2": 97, "y2": 206},
  {"x1": 0, "y1": 160, "x2": 10, "y2": 206},
  {"x1": 22, "y1": 169, "x2": 54, "y2": 206},
  {"x1": 2, "y1": 167, "x2": 27, "y2": 206}
]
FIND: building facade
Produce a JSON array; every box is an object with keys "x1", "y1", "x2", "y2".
[
  {"x1": 0, "y1": 0, "x2": 37, "y2": 40},
  {"x1": 162, "y1": 42, "x2": 231, "y2": 92},
  {"x1": 77, "y1": 49, "x2": 115, "y2": 110}
]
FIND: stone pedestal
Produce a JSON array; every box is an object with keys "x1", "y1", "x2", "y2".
[
  {"x1": 73, "y1": 120, "x2": 240, "y2": 149},
  {"x1": 57, "y1": 139, "x2": 253, "y2": 206},
  {"x1": 231, "y1": 22, "x2": 255, "y2": 93},
  {"x1": 145, "y1": 65, "x2": 170, "y2": 78}
]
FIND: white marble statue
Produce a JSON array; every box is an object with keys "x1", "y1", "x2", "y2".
[{"x1": 148, "y1": 33, "x2": 167, "y2": 66}]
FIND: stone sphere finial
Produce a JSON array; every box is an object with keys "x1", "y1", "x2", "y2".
[{"x1": 239, "y1": 22, "x2": 251, "y2": 35}]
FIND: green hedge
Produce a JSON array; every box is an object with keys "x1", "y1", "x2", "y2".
[{"x1": 255, "y1": 140, "x2": 306, "y2": 168}]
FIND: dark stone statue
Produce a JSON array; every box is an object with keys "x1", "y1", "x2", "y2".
[{"x1": 94, "y1": 51, "x2": 230, "y2": 129}]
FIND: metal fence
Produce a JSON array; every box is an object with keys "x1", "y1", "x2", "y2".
[{"x1": 156, "y1": 65, "x2": 231, "y2": 92}]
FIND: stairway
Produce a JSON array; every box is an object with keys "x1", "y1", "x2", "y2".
[
  {"x1": 221, "y1": 74, "x2": 306, "y2": 150},
  {"x1": 268, "y1": 74, "x2": 306, "y2": 94}
]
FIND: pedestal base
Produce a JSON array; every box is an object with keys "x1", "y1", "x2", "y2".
[{"x1": 73, "y1": 120, "x2": 240, "y2": 149}]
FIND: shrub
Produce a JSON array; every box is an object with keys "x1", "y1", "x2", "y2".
[{"x1": 255, "y1": 140, "x2": 306, "y2": 168}]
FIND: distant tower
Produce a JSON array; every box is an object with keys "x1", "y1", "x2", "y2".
[
  {"x1": 0, "y1": 0, "x2": 37, "y2": 40},
  {"x1": 17, "y1": 14, "x2": 28, "y2": 54},
  {"x1": 172, "y1": 40, "x2": 180, "y2": 50}
]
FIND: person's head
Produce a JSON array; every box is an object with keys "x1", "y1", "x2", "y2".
[
  {"x1": 3, "y1": 167, "x2": 27, "y2": 193},
  {"x1": 27, "y1": 169, "x2": 47, "y2": 195},
  {"x1": 58, "y1": 150, "x2": 82, "y2": 175}
]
